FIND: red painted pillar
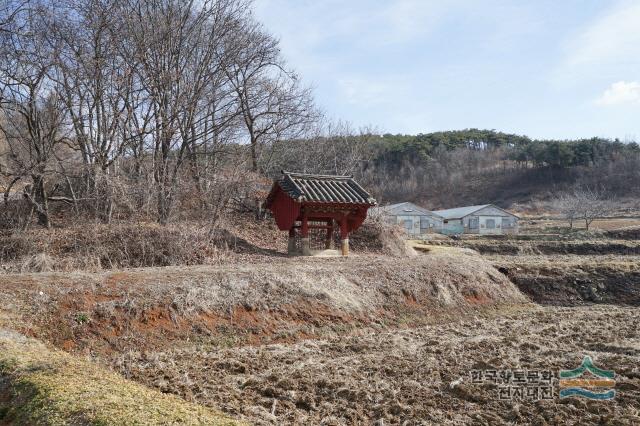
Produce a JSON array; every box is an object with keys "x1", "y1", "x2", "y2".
[
  {"x1": 340, "y1": 216, "x2": 349, "y2": 256},
  {"x1": 301, "y1": 213, "x2": 310, "y2": 255},
  {"x1": 325, "y1": 219, "x2": 334, "y2": 249}
]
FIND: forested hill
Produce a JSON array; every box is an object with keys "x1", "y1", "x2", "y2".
[
  {"x1": 373, "y1": 129, "x2": 638, "y2": 168},
  {"x1": 362, "y1": 129, "x2": 640, "y2": 210}
]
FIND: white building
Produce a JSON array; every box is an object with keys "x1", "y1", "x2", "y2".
[
  {"x1": 433, "y1": 204, "x2": 519, "y2": 235},
  {"x1": 371, "y1": 202, "x2": 443, "y2": 236}
]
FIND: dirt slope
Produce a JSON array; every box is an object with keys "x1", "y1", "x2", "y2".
[
  {"x1": 433, "y1": 239, "x2": 640, "y2": 256},
  {"x1": 493, "y1": 256, "x2": 640, "y2": 306},
  {"x1": 0, "y1": 253, "x2": 529, "y2": 356}
]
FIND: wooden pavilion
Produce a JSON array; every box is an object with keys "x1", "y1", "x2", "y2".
[{"x1": 264, "y1": 171, "x2": 377, "y2": 256}]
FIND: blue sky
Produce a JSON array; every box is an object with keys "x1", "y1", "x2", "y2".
[{"x1": 253, "y1": 0, "x2": 640, "y2": 140}]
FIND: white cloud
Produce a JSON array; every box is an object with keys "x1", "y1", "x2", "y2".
[
  {"x1": 596, "y1": 81, "x2": 640, "y2": 106},
  {"x1": 563, "y1": 1, "x2": 640, "y2": 70}
]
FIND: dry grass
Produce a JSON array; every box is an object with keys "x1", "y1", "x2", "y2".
[
  {"x1": 0, "y1": 222, "x2": 240, "y2": 273},
  {"x1": 0, "y1": 254, "x2": 529, "y2": 356},
  {"x1": 1, "y1": 214, "x2": 638, "y2": 424},
  {"x1": 20, "y1": 252, "x2": 55, "y2": 273},
  {"x1": 0, "y1": 330, "x2": 243, "y2": 425},
  {"x1": 0, "y1": 250, "x2": 532, "y2": 424},
  {"x1": 0, "y1": 216, "x2": 411, "y2": 273},
  {"x1": 349, "y1": 220, "x2": 416, "y2": 256}
]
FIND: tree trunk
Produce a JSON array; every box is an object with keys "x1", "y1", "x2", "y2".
[
  {"x1": 35, "y1": 176, "x2": 51, "y2": 229},
  {"x1": 157, "y1": 185, "x2": 170, "y2": 225},
  {"x1": 23, "y1": 175, "x2": 51, "y2": 229},
  {"x1": 22, "y1": 205, "x2": 35, "y2": 231},
  {"x1": 249, "y1": 135, "x2": 264, "y2": 220},
  {"x1": 39, "y1": 189, "x2": 50, "y2": 229}
]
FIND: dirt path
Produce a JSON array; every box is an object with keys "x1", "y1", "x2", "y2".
[{"x1": 118, "y1": 305, "x2": 640, "y2": 425}]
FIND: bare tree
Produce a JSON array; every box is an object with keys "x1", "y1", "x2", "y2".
[
  {"x1": 224, "y1": 20, "x2": 317, "y2": 217},
  {"x1": 553, "y1": 187, "x2": 612, "y2": 231},
  {"x1": 553, "y1": 191, "x2": 580, "y2": 229},
  {"x1": 45, "y1": 0, "x2": 140, "y2": 222},
  {"x1": 0, "y1": 1, "x2": 69, "y2": 228},
  {"x1": 228, "y1": 64, "x2": 316, "y2": 175},
  {"x1": 268, "y1": 119, "x2": 375, "y2": 177},
  {"x1": 120, "y1": 0, "x2": 248, "y2": 224},
  {"x1": 0, "y1": 0, "x2": 26, "y2": 33},
  {"x1": 320, "y1": 121, "x2": 375, "y2": 176},
  {"x1": 0, "y1": 0, "x2": 320, "y2": 229},
  {"x1": 575, "y1": 187, "x2": 611, "y2": 231}
]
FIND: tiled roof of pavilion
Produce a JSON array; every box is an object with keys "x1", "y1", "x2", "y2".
[{"x1": 265, "y1": 171, "x2": 377, "y2": 207}]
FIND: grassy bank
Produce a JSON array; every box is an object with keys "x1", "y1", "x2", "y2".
[{"x1": 0, "y1": 330, "x2": 242, "y2": 425}]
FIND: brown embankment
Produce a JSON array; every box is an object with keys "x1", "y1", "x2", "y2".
[{"x1": 0, "y1": 254, "x2": 529, "y2": 356}]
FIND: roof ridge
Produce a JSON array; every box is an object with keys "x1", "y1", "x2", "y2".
[
  {"x1": 378, "y1": 201, "x2": 443, "y2": 217},
  {"x1": 282, "y1": 170, "x2": 353, "y2": 179},
  {"x1": 433, "y1": 204, "x2": 518, "y2": 219},
  {"x1": 434, "y1": 204, "x2": 490, "y2": 212}
]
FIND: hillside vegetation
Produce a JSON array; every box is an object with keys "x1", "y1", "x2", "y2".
[{"x1": 361, "y1": 129, "x2": 640, "y2": 209}]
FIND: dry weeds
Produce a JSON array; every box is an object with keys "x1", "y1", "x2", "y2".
[
  {"x1": 0, "y1": 254, "x2": 528, "y2": 355},
  {"x1": 0, "y1": 330, "x2": 242, "y2": 425},
  {"x1": 118, "y1": 305, "x2": 640, "y2": 425},
  {"x1": 2, "y1": 217, "x2": 638, "y2": 424},
  {"x1": 0, "y1": 216, "x2": 409, "y2": 273}
]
